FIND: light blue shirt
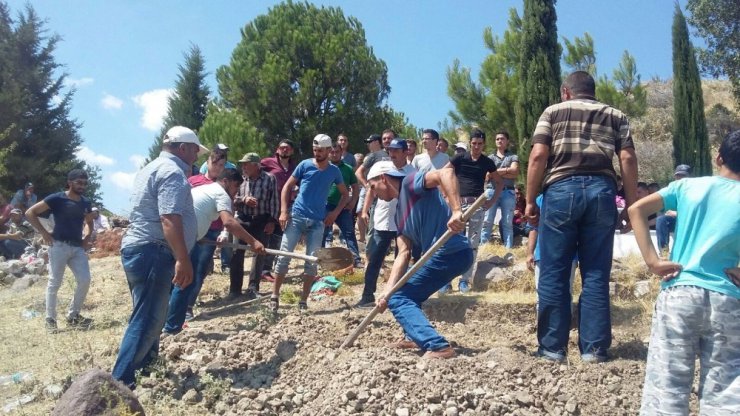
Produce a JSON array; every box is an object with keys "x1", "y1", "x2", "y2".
[
  {"x1": 658, "y1": 176, "x2": 740, "y2": 299},
  {"x1": 198, "y1": 160, "x2": 237, "y2": 174},
  {"x1": 122, "y1": 151, "x2": 197, "y2": 252},
  {"x1": 291, "y1": 159, "x2": 344, "y2": 221}
]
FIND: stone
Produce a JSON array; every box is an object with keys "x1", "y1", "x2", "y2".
[
  {"x1": 51, "y1": 369, "x2": 145, "y2": 416},
  {"x1": 395, "y1": 407, "x2": 409, "y2": 416},
  {"x1": 633, "y1": 280, "x2": 651, "y2": 298},
  {"x1": 429, "y1": 403, "x2": 444, "y2": 416},
  {"x1": 516, "y1": 392, "x2": 534, "y2": 406},
  {"x1": 182, "y1": 389, "x2": 201, "y2": 404},
  {"x1": 11, "y1": 275, "x2": 35, "y2": 292},
  {"x1": 276, "y1": 340, "x2": 297, "y2": 362},
  {"x1": 445, "y1": 406, "x2": 459, "y2": 416}
]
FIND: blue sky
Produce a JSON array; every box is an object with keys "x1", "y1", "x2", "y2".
[{"x1": 6, "y1": 0, "x2": 695, "y2": 215}]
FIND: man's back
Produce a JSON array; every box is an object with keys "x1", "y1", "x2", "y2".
[
  {"x1": 533, "y1": 98, "x2": 632, "y2": 187},
  {"x1": 659, "y1": 176, "x2": 740, "y2": 298}
]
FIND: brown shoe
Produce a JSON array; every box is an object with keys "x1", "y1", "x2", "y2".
[
  {"x1": 423, "y1": 346, "x2": 456, "y2": 359},
  {"x1": 389, "y1": 338, "x2": 418, "y2": 349}
]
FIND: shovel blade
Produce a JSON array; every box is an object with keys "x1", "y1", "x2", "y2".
[{"x1": 314, "y1": 247, "x2": 354, "y2": 271}]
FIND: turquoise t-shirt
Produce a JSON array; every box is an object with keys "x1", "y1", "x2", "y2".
[
  {"x1": 658, "y1": 176, "x2": 740, "y2": 299},
  {"x1": 291, "y1": 159, "x2": 344, "y2": 221}
]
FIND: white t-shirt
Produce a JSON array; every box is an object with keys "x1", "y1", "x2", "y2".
[
  {"x1": 192, "y1": 182, "x2": 233, "y2": 240},
  {"x1": 373, "y1": 164, "x2": 416, "y2": 231},
  {"x1": 411, "y1": 152, "x2": 450, "y2": 173}
]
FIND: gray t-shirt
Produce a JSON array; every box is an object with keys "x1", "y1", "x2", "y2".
[
  {"x1": 122, "y1": 151, "x2": 197, "y2": 252},
  {"x1": 489, "y1": 150, "x2": 519, "y2": 188},
  {"x1": 411, "y1": 152, "x2": 450, "y2": 173},
  {"x1": 362, "y1": 150, "x2": 390, "y2": 172}
]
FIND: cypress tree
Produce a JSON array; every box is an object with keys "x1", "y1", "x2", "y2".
[
  {"x1": 515, "y1": 0, "x2": 561, "y2": 177},
  {"x1": 145, "y1": 44, "x2": 210, "y2": 164},
  {"x1": 672, "y1": 5, "x2": 711, "y2": 176}
]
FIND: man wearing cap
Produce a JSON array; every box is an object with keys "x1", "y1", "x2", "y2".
[
  {"x1": 26, "y1": 169, "x2": 95, "y2": 331},
  {"x1": 229, "y1": 152, "x2": 279, "y2": 300},
  {"x1": 0, "y1": 208, "x2": 34, "y2": 259},
  {"x1": 198, "y1": 144, "x2": 237, "y2": 174},
  {"x1": 355, "y1": 134, "x2": 390, "y2": 243},
  {"x1": 163, "y1": 168, "x2": 266, "y2": 334},
  {"x1": 454, "y1": 142, "x2": 467, "y2": 155},
  {"x1": 412, "y1": 129, "x2": 450, "y2": 173},
  {"x1": 655, "y1": 164, "x2": 691, "y2": 250},
  {"x1": 260, "y1": 139, "x2": 297, "y2": 280},
  {"x1": 90, "y1": 208, "x2": 110, "y2": 235},
  {"x1": 356, "y1": 139, "x2": 416, "y2": 308},
  {"x1": 271, "y1": 134, "x2": 349, "y2": 311},
  {"x1": 10, "y1": 183, "x2": 37, "y2": 211},
  {"x1": 441, "y1": 128, "x2": 503, "y2": 293},
  {"x1": 369, "y1": 160, "x2": 472, "y2": 359},
  {"x1": 111, "y1": 126, "x2": 206, "y2": 387},
  {"x1": 481, "y1": 130, "x2": 520, "y2": 246},
  {"x1": 337, "y1": 133, "x2": 356, "y2": 168},
  {"x1": 323, "y1": 143, "x2": 362, "y2": 268}
]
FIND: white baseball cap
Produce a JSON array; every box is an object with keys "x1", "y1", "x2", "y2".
[
  {"x1": 163, "y1": 126, "x2": 209, "y2": 155},
  {"x1": 454, "y1": 142, "x2": 468, "y2": 151},
  {"x1": 312, "y1": 134, "x2": 333, "y2": 148},
  {"x1": 367, "y1": 160, "x2": 408, "y2": 181}
]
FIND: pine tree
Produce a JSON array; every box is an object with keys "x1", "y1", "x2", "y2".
[
  {"x1": 515, "y1": 0, "x2": 561, "y2": 177},
  {"x1": 144, "y1": 44, "x2": 210, "y2": 164},
  {"x1": 0, "y1": 3, "x2": 101, "y2": 203},
  {"x1": 672, "y1": 5, "x2": 711, "y2": 176}
]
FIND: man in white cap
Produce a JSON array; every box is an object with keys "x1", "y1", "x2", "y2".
[
  {"x1": 271, "y1": 134, "x2": 350, "y2": 312},
  {"x1": 112, "y1": 125, "x2": 207, "y2": 388},
  {"x1": 369, "y1": 160, "x2": 472, "y2": 359}
]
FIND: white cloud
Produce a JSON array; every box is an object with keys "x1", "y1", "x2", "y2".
[
  {"x1": 110, "y1": 172, "x2": 136, "y2": 191},
  {"x1": 131, "y1": 89, "x2": 173, "y2": 131},
  {"x1": 65, "y1": 77, "x2": 94, "y2": 88},
  {"x1": 101, "y1": 93, "x2": 123, "y2": 110},
  {"x1": 110, "y1": 154, "x2": 146, "y2": 191},
  {"x1": 75, "y1": 146, "x2": 115, "y2": 166}
]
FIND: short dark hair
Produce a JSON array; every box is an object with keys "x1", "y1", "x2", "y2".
[
  {"x1": 422, "y1": 129, "x2": 439, "y2": 141},
  {"x1": 438, "y1": 137, "x2": 448, "y2": 146},
  {"x1": 470, "y1": 128, "x2": 486, "y2": 141},
  {"x1": 67, "y1": 169, "x2": 88, "y2": 181},
  {"x1": 219, "y1": 167, "x2": 243, "y2": 184},
  {"x1": 719, "y1": 129, "x2": 740, "y2": 173},
  {"x1": 648, "y1": 182, "x2": 660, "y2": 192},
  {"x1": 278, "y1": 139, "x2": 295, "y2": 149},
  {"x1": 495, "y1": 130, "x2": 510, "y2": 141},
  {"x1": 563, "y1": 71, "x2": 596, "y2": 97},
  {"x1": 209, "y1": 148, "x2": 227, "y2": 162},
  {"x1": 382, "y1": 129, "x2": 396, "y2": 138},
  {"x1": 637, "y1": 181, "x2": 648, "y2": 190}
]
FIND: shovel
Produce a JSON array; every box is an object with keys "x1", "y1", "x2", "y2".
[
  {"x1": 201, "y1": 240, "x2": 354, "y2": 272},
  {"x1": 340, "y1": 193, "x2": 488, "y2": 348}
]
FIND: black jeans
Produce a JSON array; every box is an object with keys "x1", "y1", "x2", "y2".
[{"x1": 229, "y1": 216, "x2": 269, "y2": 294}]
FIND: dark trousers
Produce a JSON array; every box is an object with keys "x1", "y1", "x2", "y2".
[{"x1": 229, "y1": 217, "x2": 269, "y2": 294}]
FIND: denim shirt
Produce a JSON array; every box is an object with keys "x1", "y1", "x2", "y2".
[{"x1": 122, "y1": 151, "x2": 197, "y2": 252}]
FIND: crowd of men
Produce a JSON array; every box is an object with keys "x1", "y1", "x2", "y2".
[{"x1": 4, "y1": 69, "x2": 736, "y2": 415}]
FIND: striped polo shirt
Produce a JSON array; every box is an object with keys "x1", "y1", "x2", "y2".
[{"x1": 532, "y1": 98, "x2": 634, "y2": 187}]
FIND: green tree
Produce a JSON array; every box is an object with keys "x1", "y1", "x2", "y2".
[
  {"x1": 145, "y1": 44, "x2": 211, "y2": 164},
  {"x1": 686, "y1": 0, "x2": 740, "y2": 105},
  {"x1": 0, "y1": 3, "x2": 102, "y2": 202},
  {"x1": 562, "y1": 32, "x2": 596, "y2": 75},
  {"x1": 595, "y1": 51, "x2": 647, "y2": 117},
  {"x1": 515, "y1": 0, "x2": 561, "y2": 176},
  {"x1": 217, "y1": 1, "x2": 391, "y2": 156},
  {"x1": 198, "y1": 103, "x2": 269, "y2": 159},
  {"x1": 672, "y1": 5, "x2": 711, "y2": 176},
  {"x1": 447, "y1": 8, "x2": 522, "y2": 154}
]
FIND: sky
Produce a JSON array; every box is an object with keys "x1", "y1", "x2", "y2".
[{"x1": 6, "y1": 0, "x2": 696, "y2": 215}]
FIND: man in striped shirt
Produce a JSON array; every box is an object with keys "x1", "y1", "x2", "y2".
[{"x1": 526, "y1": 71, "x2": 638, "y2": 364}]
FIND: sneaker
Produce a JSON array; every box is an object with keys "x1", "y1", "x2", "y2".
[
  {"x1": 353, "y1": 259, "x2": 365, "y2": 269},
  {"x1": 66, "y1": 314, "x2": 93, "y2": 329},
  {"x1": 298, "y1": 301, "x2": 308, "y2": 311},
  {"x1": 354, "y1": 300, "x2": 375, "y2": 309},
  {"x1": 221, "y1": 266, "x2": 230, "y2": 274},
  {"x1": 438, "y1": 284, "x2": 452, "y2": 295},
  {"x1": 225, "y1": 292, "x2": 242, "y2": 301},
  {"x1": 245, "y1": 289, "x2": 258, "y2": 301},
  {"x1": 535, "y1": 349, "x2": 566, "y2": 363},
  {"x1": 184, "y1": 307, "x2": 195, "y2": 322},
  {"x1": 269, "y1": 296, "x2": 279, "y2": 313},
  {"x1": 423, "y1": 346, "x2": 456, "y2": 359},
  {"x1": 581, "y1": 353, "x2": 607, "y2": 364},
  {"x1": 45, "y1": 318, "x2": 58, "y2": 333},
  {"x1": 389, "y1": 338, "x2": 417, "y2": 350},
  {"x1": 458, "y1": 281, "x2": 470, "y2": 293}
]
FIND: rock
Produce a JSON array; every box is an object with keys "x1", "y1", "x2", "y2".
[
  {"x1": 5, "y1": 260, "x2": 24, "y2": 276},
  {"x1": 445, "y1": 406, "x2": 459, "y2": 416},
  {"x1": 633, "y1": 280, "x2": 651, "y2": 297},
  {"x1": 51, "y1": 369, "x2": 145, "y2": 416},
  {"x1": 11, "y1": 275, "x2": 35, "y2": 292},
  {"x1": 516, "y1": 392, "x2": 534, "y2": 406},
  {"x1": 395, "y1": 407, "x2": 409, "y2": 416},
  {"x1": 25, "y1": 259, "x2": 46, "y2": 275},
  {"x1": 182, "y1": 389, "x2": 201, "y2": 404},
  {"x1": 429, "y1": 403, "x2": 444, "y2": 416},
  {"x1": 565, "y1": 399, "x2": 578, "y2": 414},
  {"x1": 43, "y1": 384, "x2": 64, "y2": 399},
  {"x1": 276, "y1": 340, "x2": 297, "y2": 362}
]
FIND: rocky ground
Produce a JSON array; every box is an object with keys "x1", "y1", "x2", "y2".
[{"x1": 0, "y1": 247, "x2": 699, "y2": 415}]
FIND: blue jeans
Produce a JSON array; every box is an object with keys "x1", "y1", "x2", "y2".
[
  {"x1": 537, "y1": 175, "x2": 617, "y2": 360},
  {"x1": 0, "y1": 239, "x2": 28, "y2": 259},
  {"x1": 112, "y1": 243, "x2": 175, "y2": 387},
  {"x1": 481, "y1": 189, "x2": 516, "y2": 247},
  {"x1": 274, "y1": 214, "x2": 325, "y2": 277},
  {"x1": 163, "y1": 230, "x2": 218, "y2": 333},
  {"x1": 655, "y1": 214, "x2": 675, "y2": 250},
  {"x1": 323, "y1": 205, "x2": 361, "y2": 263},
  {"x1": 361, "y1": 230, "x2": 396, "y2": 302},
  {"x1": 388, "y1": 248, "x2": 474, "y2": 351}
]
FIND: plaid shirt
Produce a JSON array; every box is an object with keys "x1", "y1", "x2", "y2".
[{"x1": 235, "y1": 170, "x2": 279, "y2": 223}]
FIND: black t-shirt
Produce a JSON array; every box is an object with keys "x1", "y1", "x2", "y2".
[
  {"x1": 44, "y1": 192, "x2": 92, "y2": 243},
  {"x1": 450, "y1": 152, "x2": 497, "y2": 197}
]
